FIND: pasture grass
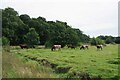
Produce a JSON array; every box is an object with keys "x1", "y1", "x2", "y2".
[
  {"x1": 2, "y1": 46, "x2": 57, "y2": 78},
  {"x1": 10, "y1": 44, "x2": 119, "y2": 78}
]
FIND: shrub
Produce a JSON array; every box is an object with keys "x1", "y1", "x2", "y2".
[
  {"x1": 2, "y1": 36, "x2": 10, "y2": 46},
  {"x1": 90, "y1": 37, "x2": 105, "y2": 45},
  {"x1": 45, "y1": 41, "x2": 53, "y2": 48}
]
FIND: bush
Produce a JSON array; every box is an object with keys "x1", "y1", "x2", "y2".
[
  {"x1": 90, "y1": 37, "x2": 97, "y2": 45},
  {"x1": 2, "y1": 36, "x2": 10, "y2": 46},
  {"x1": 77, "y1": 42, "x2": 83, "y2": 46},
  {"x1": 90, "y1": 37, "x2": 105, "y2": 45},
  {"x1": 2, "y1": 37, "x2": 10, "y2": 52},
  {"x1": 45, "y1": 41, "x2": 53, "y2": 48}
]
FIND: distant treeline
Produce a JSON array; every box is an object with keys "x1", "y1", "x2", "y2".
[{"x1": 2, "y1": 7, "x2": 120, "y2": 47}]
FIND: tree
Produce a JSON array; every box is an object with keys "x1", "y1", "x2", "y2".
[
  {"x1": 90, "y1": 37, "x2": 97, "y2": 45},
  {"x1": 105, "y1": 37, "x2": 113, "y2": 44},
  {"x1": 26, "y1": 17, "x2": 50, "y2": 45},
  {"x1": 19, "y1": 14, "x2": 31, "y2": 24},
  {"x1": 115, "y1": 37, "x2": 120, "y2": 44},
  {"x1": 65, "y1": 28, "x2": 79, "y2": 46},
  {"x1": 97, "y1": 35, "x2": 106, "y2": 40},
  {"x1": 45, "y1": 21, "x2": 67, "y2": 47},
  {"x1": 2, "y1": 36, "x2": 10, "y2": 46},
  {"x1": 96, "y1": 38, "x2": 105, "y2": 45},
  {"x1": 2, "y1": 7, "x2": 97, "y2": 46},
  {"x1": 2, "y1": 7, "x2": 28, "y2": 45},
  {"x1": 25, "y1": 28, "x2": 40, "y2": 47},
  {"x1": 90, "y1": 37, "x2": 105, "y2": 45}
]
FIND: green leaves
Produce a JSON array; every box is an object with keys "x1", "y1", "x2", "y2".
[
  {"x1": 90, "y1": 37, "x2": 105, "y2": 45},
  {"x1": 25, "y1": 28, "x2": 40, "y2": 46},
  {"x1": 2, "y1": 36, "x2": 10, "y2": 46}
]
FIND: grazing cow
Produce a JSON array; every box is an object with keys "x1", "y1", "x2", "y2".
[
  {"x1": 68, "y1": 45, "x2": 76, "y2": 49},
  {"x1": 20, "y1": 44, "x2": 28, "y2": 49},
  {"x1": 29, "y1": 45, "x2": 35, "y2": 48},
  {"x1": 51, "y1": 45, "x2": 61, "y2": 51},
  {"x1": 96, "y1": 45, "x2": 103, "y2": 50},
  {"x1": 80, "y1": 45, "x2": 89, "y2": 50}
]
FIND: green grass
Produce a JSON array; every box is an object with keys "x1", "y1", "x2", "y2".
[
  {"x1": 10, "y1": 44, "x2": 119, "y2": 78},
  {"x1": 2, "y1": 46, "x2": 57, "y2": 78}
]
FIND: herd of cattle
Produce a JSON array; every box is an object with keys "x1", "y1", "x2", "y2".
[
  {"x1": 51, "y1": 44, "x2": 103, "y2": 51},
  {"x1": 20, "y1": 44, "x2": 104, "y2": 51}
]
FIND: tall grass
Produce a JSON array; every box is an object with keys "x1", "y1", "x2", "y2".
[
  {"x1": 2, "y1": 46, "x2": 57, "y2": 78},
  {"x1": 11, "y1": 44, "x2": 119, "y2": 78},
  {"x1": 3, "y1": 44, "x2": 119, "y2": 79}
]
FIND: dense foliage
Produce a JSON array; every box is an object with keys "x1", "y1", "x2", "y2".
[
  {"x1": 2, "y1": 7, "x2": 120, "y2": 46},
  {"x1": 90, "y1": 37, "x2": 105, "y2": 45},
  {"x1": 97, "y1": 35, "x2": 120, "y2": 44},
  {"x1": 25, "y1": 28, "x2": 40, "y2": 46},
  {"x1": 2, "y1": 7, "x2": 90, "y2": 47},
  {"x1": 2, "y1": 36, "x2": 10, "y2": 46}
]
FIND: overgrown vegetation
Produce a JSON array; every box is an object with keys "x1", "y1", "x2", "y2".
[
  {"x1": 9, "y1": 44, "x2": 119, "y2": 79},
  {"x1": 2, "y1": 36, "x2": 10, "y2": 46},
  {"x1": 25, "y1": 28, "x2": 40, "y2": 47},
  {"x1": 2, "y1": 46, "x2": 57, "y2": 78},
  {"x1": 2, "y1": 7, "x2": 90, "y2": 47},
  {"x1": 2, "y1": 7, "x2": 119, "y2": 79},
  {"x1": 2, "y1": 7, "x2": 119, "y2": 47}
]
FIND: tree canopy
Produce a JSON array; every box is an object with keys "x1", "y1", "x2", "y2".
[
  {"x1": 2, "y1": 7, "x2": 120, "y2": 47},
  {"x1": 25, "y1": 28, "x2": 40, "y2": 46}
]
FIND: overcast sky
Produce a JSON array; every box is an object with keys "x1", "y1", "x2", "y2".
[{"x1": 1, "y1": 0, "x2": 119, "y2": 37}]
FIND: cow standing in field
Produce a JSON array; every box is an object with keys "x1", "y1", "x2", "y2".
[
  {"x1": 80, "y1": 45, "x2": 89, "y2": 50},
  {"x1": 96, "y1": 45, "x2": 103, "y2": 50},
  {"x1": 20, "y1": 44, "x2": 28, "y2": 49},
  {"x1": 68, "y1": 45, "x2": 76, "y2": 49},
  {"x1": 51, "y1": 45, "x2": 61, "y2": 51}
]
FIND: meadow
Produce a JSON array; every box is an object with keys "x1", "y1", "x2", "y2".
[{"x1": 3, "y1": 44, "x2": 119, "y2": 79}]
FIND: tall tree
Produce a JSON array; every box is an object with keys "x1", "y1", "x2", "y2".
[
  {"x1": 90, "y1": 37, "x2": 104, "y2": 45},
  {"x1": 2, "y1": 7, "x2": 92, "y2": 46},
  {"x1": 25, "y1": 28, "x2": 40, "y2": 47},
  {"x1": 19, "y1": 14, "x2": 31, "y2": 25},
  {"x1": 115, "y1": 37, "x2": 120, "y2": 44},
  {"x1": 2, "y1": 7, "x2": 28, "y2": 45}
]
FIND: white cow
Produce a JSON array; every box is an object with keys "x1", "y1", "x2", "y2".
[{"x1": 51, "y1": 45, "x2": 61, "y2": 51}]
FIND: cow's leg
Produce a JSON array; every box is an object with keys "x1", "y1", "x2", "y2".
[
  {"x1": 97, "y1": 48, "x2": 99, "y2": 51},
  {"x1": 80, "y1": 47, "x2": 82, "y2": 50},
  {"x1": 86, "y1": 46, "x2": 88, "y2": 49},
  {"x1": 51, "y1": 47, "x2": 53, "y2": 51},
  {"x1": 83, "y1": 47, "x2": 85, "y2": 50}
]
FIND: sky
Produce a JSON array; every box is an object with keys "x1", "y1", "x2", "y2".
[{"x1": 1, "y1": 0, "x2": 119, "y2": 37}]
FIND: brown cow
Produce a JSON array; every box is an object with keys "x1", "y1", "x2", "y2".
[
  {"x1": 20, "y1": 44, "x2": 28, "y2": 49},
  {"x1": 68, "y1": 45, "x2": 76, "y2": 49},
  {"x1": 51, "y1": 45, "x2": 61, "y2": 51},
  {"x1": 80, "y1": 45, "x2": 89, "y2": 50}
]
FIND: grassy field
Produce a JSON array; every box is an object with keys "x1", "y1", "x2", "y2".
[
  {"x1": 3, "y1": 44, "x2": 119, "y2": 79},
  {"x1": 2, "y1": 46, "x2": 57, "y2": 78}
]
